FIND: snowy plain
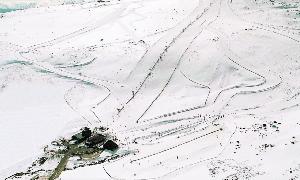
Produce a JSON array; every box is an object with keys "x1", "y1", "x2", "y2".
[{"x1": 0, "y1": 0, "x2": 300, "y2": 179}]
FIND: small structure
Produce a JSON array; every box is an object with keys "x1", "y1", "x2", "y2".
[
  {"x1": 82, "y1": 127, "x2": 92, "y2": 138},
  {"x1": 103, "y1": 140, "x2": 118, "y2": 151},
  {"x1": 71, "y1": 127, "x2": 92, "y2": 144},
  {"x1": 85, "y1": 134, "x2": 106, "y2": 148}
]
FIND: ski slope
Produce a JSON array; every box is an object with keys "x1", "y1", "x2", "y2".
[{"x1": 0, "y1": 0, "x2": 300, "y2": 179}]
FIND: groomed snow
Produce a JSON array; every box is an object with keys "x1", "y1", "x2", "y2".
[{"x1": 0, "y1": 0, "x2": 300, "y2": 179}]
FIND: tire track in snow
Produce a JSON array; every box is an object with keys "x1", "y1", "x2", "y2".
[
  {"x1": 130, "y1": 127, "x2": 223, "y2": 163},
  {"x1": 26, "y1": 1, "x2": 126, "y2": 50},
  {"x1": 121, "y1": 2, "x2": 214, "y2": 105},
  {"x1": 4, "y1": 2, "x2": 131, "y2": 125},
  {"x1": 226, "y1": 0, "x2": 300, "y2": 44},
  {"x1": 16, "y1": 50, "x2": 112, "y2": 124},
  {"x1": 116, "y1": 0, "x2": 222, "y2": 126},
  {"x1": 140, "y1": 0, "x2": 282, "y2": 123},
  {"x1": 126, "y1": 0, "x2": 225, "y2": 123}
]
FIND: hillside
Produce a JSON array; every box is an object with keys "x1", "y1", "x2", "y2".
[{"x1": 0, "y1": 0, "x2": 300, "y2": 179}]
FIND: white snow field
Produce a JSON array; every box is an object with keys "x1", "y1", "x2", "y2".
[{"x1": 0, "y1": 0, "x2": 300, "y2": 179}]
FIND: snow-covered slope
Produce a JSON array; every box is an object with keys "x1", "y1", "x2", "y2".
[{"x1": 0, "y1": 0, "x2": 300, "y2": 179}]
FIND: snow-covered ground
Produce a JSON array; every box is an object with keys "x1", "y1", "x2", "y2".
[{"x1": 0, "y1": 0, "x2": 300, "y2": 179}]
